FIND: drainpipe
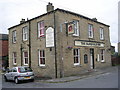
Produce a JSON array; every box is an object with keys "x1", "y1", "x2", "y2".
[
  {"x1": 28, "y1": 21, "x2": 31, "y2": 68},
  {"x1": 20, "y1": 44, "x2": 23, "y2": 66},
  {"x1": 54, "y1": 11, "x2": 57, "y2": 78}
]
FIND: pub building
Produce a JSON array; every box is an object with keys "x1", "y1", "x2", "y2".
[{"x1": 8, "y1": 3, "x2": 111, "y2": 78}]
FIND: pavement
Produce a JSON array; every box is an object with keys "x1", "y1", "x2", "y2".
[{"x1": 35, "y1": 66, "x2": 119, "y2": 83}]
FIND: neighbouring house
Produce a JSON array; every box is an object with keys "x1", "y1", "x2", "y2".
[
  {"x1": 8, "y1": 3, "x2": 111, "y2": 78},
  {"x1": 118, "y1": 42, "x2": 120, "y2": 55},
  {"x1": 0, "y1": 34, "x2": 9, "y2": 71},
  {"x1": 111, "y1": 46, "x2": 115, "y2": 55}
]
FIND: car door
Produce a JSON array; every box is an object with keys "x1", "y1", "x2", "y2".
[
  {"x1": 5, "y1": 69, "x2": 12, "y2": 80},
  {"x1": 11, "y1": 68, "x2": 18, "y2": 80}
]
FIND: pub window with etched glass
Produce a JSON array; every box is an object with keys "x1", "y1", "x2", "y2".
[
  {"x1": 84, "y1": 54, "x2": 88, "y2": 64},
  {"x1": 23, "y1": 26, "x2": 28, "y2": 41},
  {"x1": 12, "y1": 30, "x2": 16, "y2": 43},
  {"x1": 73, "y1": 49, "x2": 80, "y2": 65},
  {"x1": 13, "y1": 52, "x2": 17, "y2": 65},
  {"x1": 101, "y1": 49, "x2": 105, "y2": 62},
  {"x1": 38, "y1": 50, "x2": 45, "y2": 66},
  {"x1": 23, "y1": 51, "x2": 29, "y2": 65},
  {"x1": 38, "y1": 21, "x2": 45, "y2": 37},
  {"x1": 100, "y1": 27, "x2": 104, "y2": 40},
  {"x1": 88, "y1": 24, "x2": 93, "y2": 38}
]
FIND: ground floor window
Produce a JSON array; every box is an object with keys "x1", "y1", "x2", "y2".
[
  {"x1": 73, "y1": 49, "x2": 80, "y2": 65},
  {"x1": 13, "y1": 52, "x2": 17, "y2": 65},
  {"x1": 101, "y1": 49, "x2": 105, "y2": 62},
  {"x1": 84, "y1": 54, "x2": 88, "y2": 64},
  {"x1": 38, "y1": 50, "x2": 45, "y2": 66},
  {"x1": 23, "y1": 51, "x2": 29, "y2": 65}
]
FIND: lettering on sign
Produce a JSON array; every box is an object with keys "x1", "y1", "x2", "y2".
[
  {"x1": 46, "y1": 27, "x2": 54, "y2": 47},
  {"x1": 75, "y1": 40, "x2": 104, "y2": 47}
]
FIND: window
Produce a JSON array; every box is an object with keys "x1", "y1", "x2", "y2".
[
  {"x1": 101, "y1": 49, "x2": 105, "y2": 62},
  {"x1": 12, "y1": 30, "x2": 16, "y2": 43},
  {"x1": 73, "y1": 49, "x2": 80, "y2": 65},
  {"x1": 97, "y1": 54, "x2": 100, "y2": 62},
  {"x1": 38, "y1": 50, "x2": 45, "y2": 66},
  {"x1": 100, "y1": 27, "x2": 104, "y2": 40},
  {"x1": 38, "y1": 21, "x2": 45, "y2": 37},
  {"x1": 12, "y1": 68, "x2": 17, "y2": 72},
  {"x1": 88, "y1": 24, "x2": 93, "y2": 38},
  {"x1": 73, "y1": 21, "x2": 79, "y2": 36},
  {"x1": 13, "y1": 52, "x2": 17, "y2": 65},
  {"x1": 23, "y1": 26, "x2": 28, "y2": 41},
  {"x1": 23, "y1": 51, "x2": 29, "y2": 65},
  {"x1": 84, "y1": 54, "x2": 88, "y2": 64}
]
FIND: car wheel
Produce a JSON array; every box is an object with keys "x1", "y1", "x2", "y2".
[
  {"x1": 14, "y1": 77, "x2": 19, "y2": 84},
  {"x1": 4, "y1": 76, "x2": 8, "y2": 82}
]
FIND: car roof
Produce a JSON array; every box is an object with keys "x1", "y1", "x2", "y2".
[{"x1": 12, "y1": 66, "x2": 29, "y2": 68}]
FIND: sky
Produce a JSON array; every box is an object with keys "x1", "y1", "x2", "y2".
[{"x1": 0, "y1": 0, "x2": 119, "y2": 51}]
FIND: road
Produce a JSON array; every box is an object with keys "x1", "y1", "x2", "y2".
[{"x1": 2, "y1": 67, "x2": 118, "y2": 88}]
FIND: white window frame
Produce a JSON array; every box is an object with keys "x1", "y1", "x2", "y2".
[
  {"x1": 23, "y1": 51, "x2": 29, "y2": 65},
  {"x1": 12, "y1": 30, "x2": 16, "y2": 43},
  {"x1": 23, "y1": 26, "x2": 28, "y2": 41},
  {"x1": 97, "y1": 54, "x2": 100, "y2": 62},
  {"x1": 101, "y1": 49, "x2": 105, "y2": 62},
  {"x1": 73, "y1": 21, "x2": 79, "y2": 36},
  {"x1": 88, "y1": 24, "x2": 93, "y2": 38},
  {"x1": 73, "y1": 49, "x2": 80, "y2": 66},
  {"x1": 13, "y1": 52, "x2": 17, "y2": 65},
  {"x1": 100, "y1": 27, "x2": 104, "y2": 40},
  {"x1": 38, "y1": 50, "x2": 45, "y2": 66},
  {"x1": 38, "y1": 21, "x2": 45, "y2": 37}
]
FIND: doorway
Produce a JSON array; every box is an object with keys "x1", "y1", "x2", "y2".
[{"x1": 90, "y1": 48, "x2": 95, "y2": 69}]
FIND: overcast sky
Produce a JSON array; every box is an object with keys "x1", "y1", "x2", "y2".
[{"x1": 0, "y1": 0, "x2": 119, "y2": 51}]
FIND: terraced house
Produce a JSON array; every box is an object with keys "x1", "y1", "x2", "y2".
[{"x1": 8, "y1": 3, "x2": 111, "y2": 78}]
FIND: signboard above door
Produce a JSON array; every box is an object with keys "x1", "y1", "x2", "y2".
[{"x1": 75, "y1": 40, "x2": 104, "y2": 47}]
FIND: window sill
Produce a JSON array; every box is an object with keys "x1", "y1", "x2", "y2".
[
  {"x1": 39, "y1": 65, "x2": 46, "y2": 69},
  {"x1": 73, "y1": 35, "x2": 79, "y2": 37},
  {"x1": 100, "y1": 39, "x2": 105, "y2": 41},
  {"x1": 23, "y1": 40, "x2": 28, "y2": 42},
  {"x1": 101, "y1": 60, "x2": 106, "y2": 63},
  {"x1": 73, "y1": 64, "x2": 82, "y2": 68},
  {"x1": 13, "y1": 64, "x2": 17, "y2": 66},
  {"x1": 12, "y1": 42, "x2": 17, "y2": 44}
]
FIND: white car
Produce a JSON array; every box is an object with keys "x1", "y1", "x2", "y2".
[{"x1": 4, "y1": 66, "x2": 34, "y2": 84}]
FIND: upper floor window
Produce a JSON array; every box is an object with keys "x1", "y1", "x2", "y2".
[
  {"x1": 73, "y1": 21, "x2": 79, "y2": 36},
  {"x1": 23, "y1": 51, "x2": 29, "y2": 65},
  {"x1": 12, "y1": 30, "x2": 16, "y2": 43},
  {"x1": 100, "y1": 27, "x2": 104, "y2": 40},
  {"x1": 38, "y1": 50, "x2": 45, "y2": 66},
  {"x1": 88, "y1": 24, "x2": 93, "y2": 38},
  {"x1": 13, "y1": 52, "x2": 17, "y2": 65},
  {"x1": 23, "y1": 26, "x2": 28, "y2": 41},
  {"x1": 38, "y1": 21, "x2": 45, "y2": 37},
  {"x1": 73, "y1": 49, "x2": 80, "y2": 65}
]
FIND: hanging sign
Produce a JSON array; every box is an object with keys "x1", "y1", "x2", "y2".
[
  {"x1": 67, "y1": 23, "x2": 74, "y2": 35},
  {"x1": 46, "y1": 27, "x2": 54, "y2": 47}
]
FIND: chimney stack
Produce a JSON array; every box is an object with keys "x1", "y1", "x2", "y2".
[
  {"x1": 47, "y1": 2, "x2": 54, "y2": 13},
  {"x1": 20, "y1": 18, "x2": 25, "y2": 24}
]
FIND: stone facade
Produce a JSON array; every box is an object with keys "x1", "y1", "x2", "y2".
[
  {"x1": 118, "y1": 42, "x2": 120, "y2": 55},
  {"x1": 8, "y1": 3, "x2": 111, "y2": 78}
]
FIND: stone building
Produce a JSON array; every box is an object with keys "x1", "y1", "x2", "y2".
[
  {"x1": 118, "y1": 42, "x2": 120, "y2": 55},
  {"x1": 8, "y1": 3, "x2": 111, "y2": 78}
]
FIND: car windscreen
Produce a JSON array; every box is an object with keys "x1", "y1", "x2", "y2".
[{"x1": 18, "y1": 67, "x2": 33, "y2": 73}]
